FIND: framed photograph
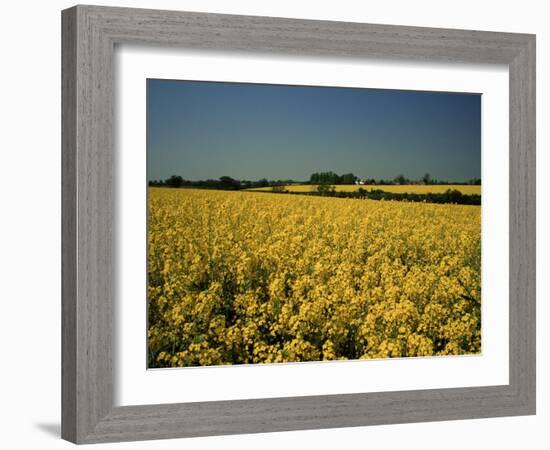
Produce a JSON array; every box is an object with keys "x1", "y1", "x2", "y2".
[{"x1": 61, "y1": 5, "x2": 536, "y2": 444}]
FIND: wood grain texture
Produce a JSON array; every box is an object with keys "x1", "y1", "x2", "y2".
[
  {"x1": 61, "y1": 4, "x2": 536, "y2": 444},
  {"x1": 508, "y1": 36, "x2": 536, "y2": 408},
  {"x1": 61, "y1": 7, "x2": 77, "y2": 443},
  {"x1": 62, "y1": 5, "x2": 114, "y2": 442}
]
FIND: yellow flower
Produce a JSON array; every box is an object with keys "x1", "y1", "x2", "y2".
[{"x1": 147, "y1": 187, "x2": 481, "y2": 367}]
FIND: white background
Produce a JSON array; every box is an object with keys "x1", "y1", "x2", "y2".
[
  {"x1": 0, "y1": 0, "x2": 546, "y2": 449},
  {"x1": 116, "y1": 47, "x2": 509, "y2": 405}
]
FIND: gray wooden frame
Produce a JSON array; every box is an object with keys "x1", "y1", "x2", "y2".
[{"x1": 62, "y1": 4, "x2": 536, "y2": 444}]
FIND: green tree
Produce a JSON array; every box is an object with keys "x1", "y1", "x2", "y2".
[
  {"x1": 340, "y1": 173, "x2": 357, "y2": 184},
  {"x1": 219, "y1": 176, "x2": 240, "y2": 190},
  {"x1": 394, "y1": 174, "x2": 407, "y2": 185},
  {"x1": 165, "y1": 175, "x2": 184, "y2": 188}
]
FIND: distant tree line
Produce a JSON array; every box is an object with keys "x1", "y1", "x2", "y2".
[
  {"x1": 148, "y1": 175, "x2": 301, "y2": 190},
  {"x1": 148, "y1": 172, "x2": 481, "y2": 190},
  {"x1": 309, "y1": 171, "x2": 357, "y2": 185},
  {"x1": 308, "y1": 172, "x2": 480, "y2": 186},
  {"x1": 379, "y1": 173, "x2": 481, "y2": 186},
  {"x1": 355, "y1": 188, "x2": 481, "y2": 205},
  {"x1": 255, "y1": 188, "x2": 481, "y2": 205}
]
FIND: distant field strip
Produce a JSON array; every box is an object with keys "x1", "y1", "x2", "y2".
[{"x1": 247, "y1": 184, "x2": 481, "y2": 195}]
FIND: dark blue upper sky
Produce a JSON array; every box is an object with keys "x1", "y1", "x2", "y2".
[{"x1": 147, "y1": 79, "x2": 481, "y2": 182}]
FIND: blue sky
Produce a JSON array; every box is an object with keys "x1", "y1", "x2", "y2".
[{"x1": 147, "y1": 79, "x2": 481, "y2": 182}]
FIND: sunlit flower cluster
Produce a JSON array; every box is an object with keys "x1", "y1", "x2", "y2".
[{"x1": 147, "y1": 188, "x2": 481, "y2": 367}]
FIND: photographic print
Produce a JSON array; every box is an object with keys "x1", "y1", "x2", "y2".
[{"x1": 147, "y1": 79, "x2": 481, "y2": 368}]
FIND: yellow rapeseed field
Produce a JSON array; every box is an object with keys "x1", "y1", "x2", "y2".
[
  {"x1": 248, "y1": 184, "x2": 481, "y2": 195},
  {"x1": 148, "y1": 187, "x2": 481, "y2": 367}
]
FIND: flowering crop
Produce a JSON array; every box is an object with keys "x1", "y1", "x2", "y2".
[{"x1": 148, "y1": 187, "x2": 481, "y2": 367}]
